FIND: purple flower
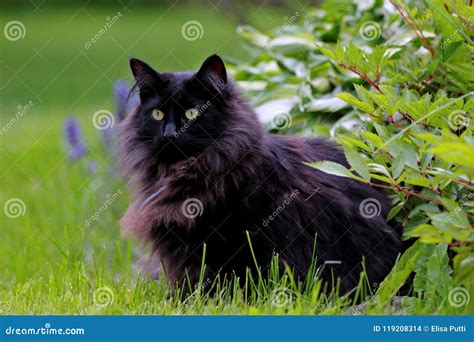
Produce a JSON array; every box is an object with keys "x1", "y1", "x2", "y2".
[
  {"x1": 87, "y1": 160, "x2": 99, "y2": 174},
  {"x1": 114, "y1": 80, "x2": 139, "y2": 122},
  {"x1": 101, "y1": 125, "x2": 115, "y2": 152},
  {"x1": 63, "y1": 117, "x2": 87, "y2": 161}
]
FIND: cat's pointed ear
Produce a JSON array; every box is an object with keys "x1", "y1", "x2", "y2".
[
  {"x1": 129, "y1": 58, "x2": 163, "y2": 101},
  {"x1": 196, "y1": 54, "x2": 227, "y2": 88}
]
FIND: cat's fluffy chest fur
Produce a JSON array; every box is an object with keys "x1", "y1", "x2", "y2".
[{"x1": 118, "y1": 55, "x2": 402, "y2": 292}]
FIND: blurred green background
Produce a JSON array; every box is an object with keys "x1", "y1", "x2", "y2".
[{"x1": 0, "y1": 1, "x2": 295, "y2": 111}]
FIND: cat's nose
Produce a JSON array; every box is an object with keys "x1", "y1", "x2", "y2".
[{"x1": 162, "y1": 122, "x2": 177, "y2": 138}]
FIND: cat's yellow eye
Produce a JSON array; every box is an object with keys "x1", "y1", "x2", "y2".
[
  {"x1": 151, "y1": 109, "x2": 164, "y2": 121},
  {"x1": 185, "y1": 108, "x2": 199, "y2": 120}
]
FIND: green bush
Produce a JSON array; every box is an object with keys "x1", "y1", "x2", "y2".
[{"x1": 231, "y1": 0, "x2": 473, "y2": 313}]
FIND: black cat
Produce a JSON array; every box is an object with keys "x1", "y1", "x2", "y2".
[{"x1": 117, "y1": 54, "x2": 402, "y2": 293}]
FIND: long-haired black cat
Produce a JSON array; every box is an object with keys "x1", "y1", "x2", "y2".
[{"x1": 118, "y1": 54, "x2": 402, "y2": 293}]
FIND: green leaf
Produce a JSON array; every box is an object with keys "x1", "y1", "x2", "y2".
[
  {"x1": 404, "y1": 176, "x2": 431, "y2": 188},
  {"x1": 387, "y1": 201, "x2": 405, "y2": 221},
  {"x1": 414, "y1": 243, "x2": 453, "y2": 300},
  {"x1": 334, "y1": 43, "x2": 345, "y2": 61},
  {"x1": 361, "y1": 132, "x2": 384, "y2": 148},
  {"x1": 336, "y1": 92, "x2": 374, "y2": 113},
  {"x1": 429, "y1": 143, "x2": 474, "y2": 169},
  {"x1": 340, "y1": 142, "x2": 371, "y2": 180},
  {"x1": 305, "y1": 161, "x2": 357, "y2": 179},
  {"x1": 455, "y1": 256, "x2": 474, "y2": 284},
  {"x1": 406, "y1": 224, "x2": 452, "y2": 243},
  {"x1": 318, "y1": 46, "x2": 336, "y2": 60},
  {"x1": 338, "y1": 137, "x2": 372, "y2": 152},
  {"x1": 372, "y1": 241, "x2": 422, "y2": 308}
]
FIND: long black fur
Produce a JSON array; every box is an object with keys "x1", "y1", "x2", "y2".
[{"x1": 118, "y1": 54, "x2": 403, "y2": 293}]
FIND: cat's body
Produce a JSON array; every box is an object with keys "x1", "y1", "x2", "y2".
[{"x1": 118, "y1": 55, "x2": 402, "y2": 292}]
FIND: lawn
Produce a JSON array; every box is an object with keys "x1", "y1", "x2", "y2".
[{"x1": 1, "y1": 1, "x2": 472, "y2": 315}]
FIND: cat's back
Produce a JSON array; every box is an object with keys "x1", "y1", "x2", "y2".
[{"x1": 266, "y1": 134, "x2": 348, "y2": 167}]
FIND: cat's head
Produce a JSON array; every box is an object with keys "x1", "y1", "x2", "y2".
[{"x1": 122, "y1": 54, "x2": 235, "y2": 162}]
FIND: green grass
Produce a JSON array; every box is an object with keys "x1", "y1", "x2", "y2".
[{"x1": 0, "y1": 4, "x2": 471, "y2": 315}]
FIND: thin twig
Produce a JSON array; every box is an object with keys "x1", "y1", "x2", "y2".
[
  {"x1": 389, "y1": 0, "x2": 435, "y2": 56},
  {"x1": 366, "y1": 181, "x2": 443, "y2": 205},
  {"x1": 338, "y1": 63, "x2": 384, "y2": 93},
  {"x1": 367, "y1": 112, "x2": 405, "y2": 130}
]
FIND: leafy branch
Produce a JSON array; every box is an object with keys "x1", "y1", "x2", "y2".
[
  {"x1": 389, "y1": 0, "x2": 436, "y2": 56},
  {"x1": 338, "y1": 63, "x2": 384, "y2": 93}
]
